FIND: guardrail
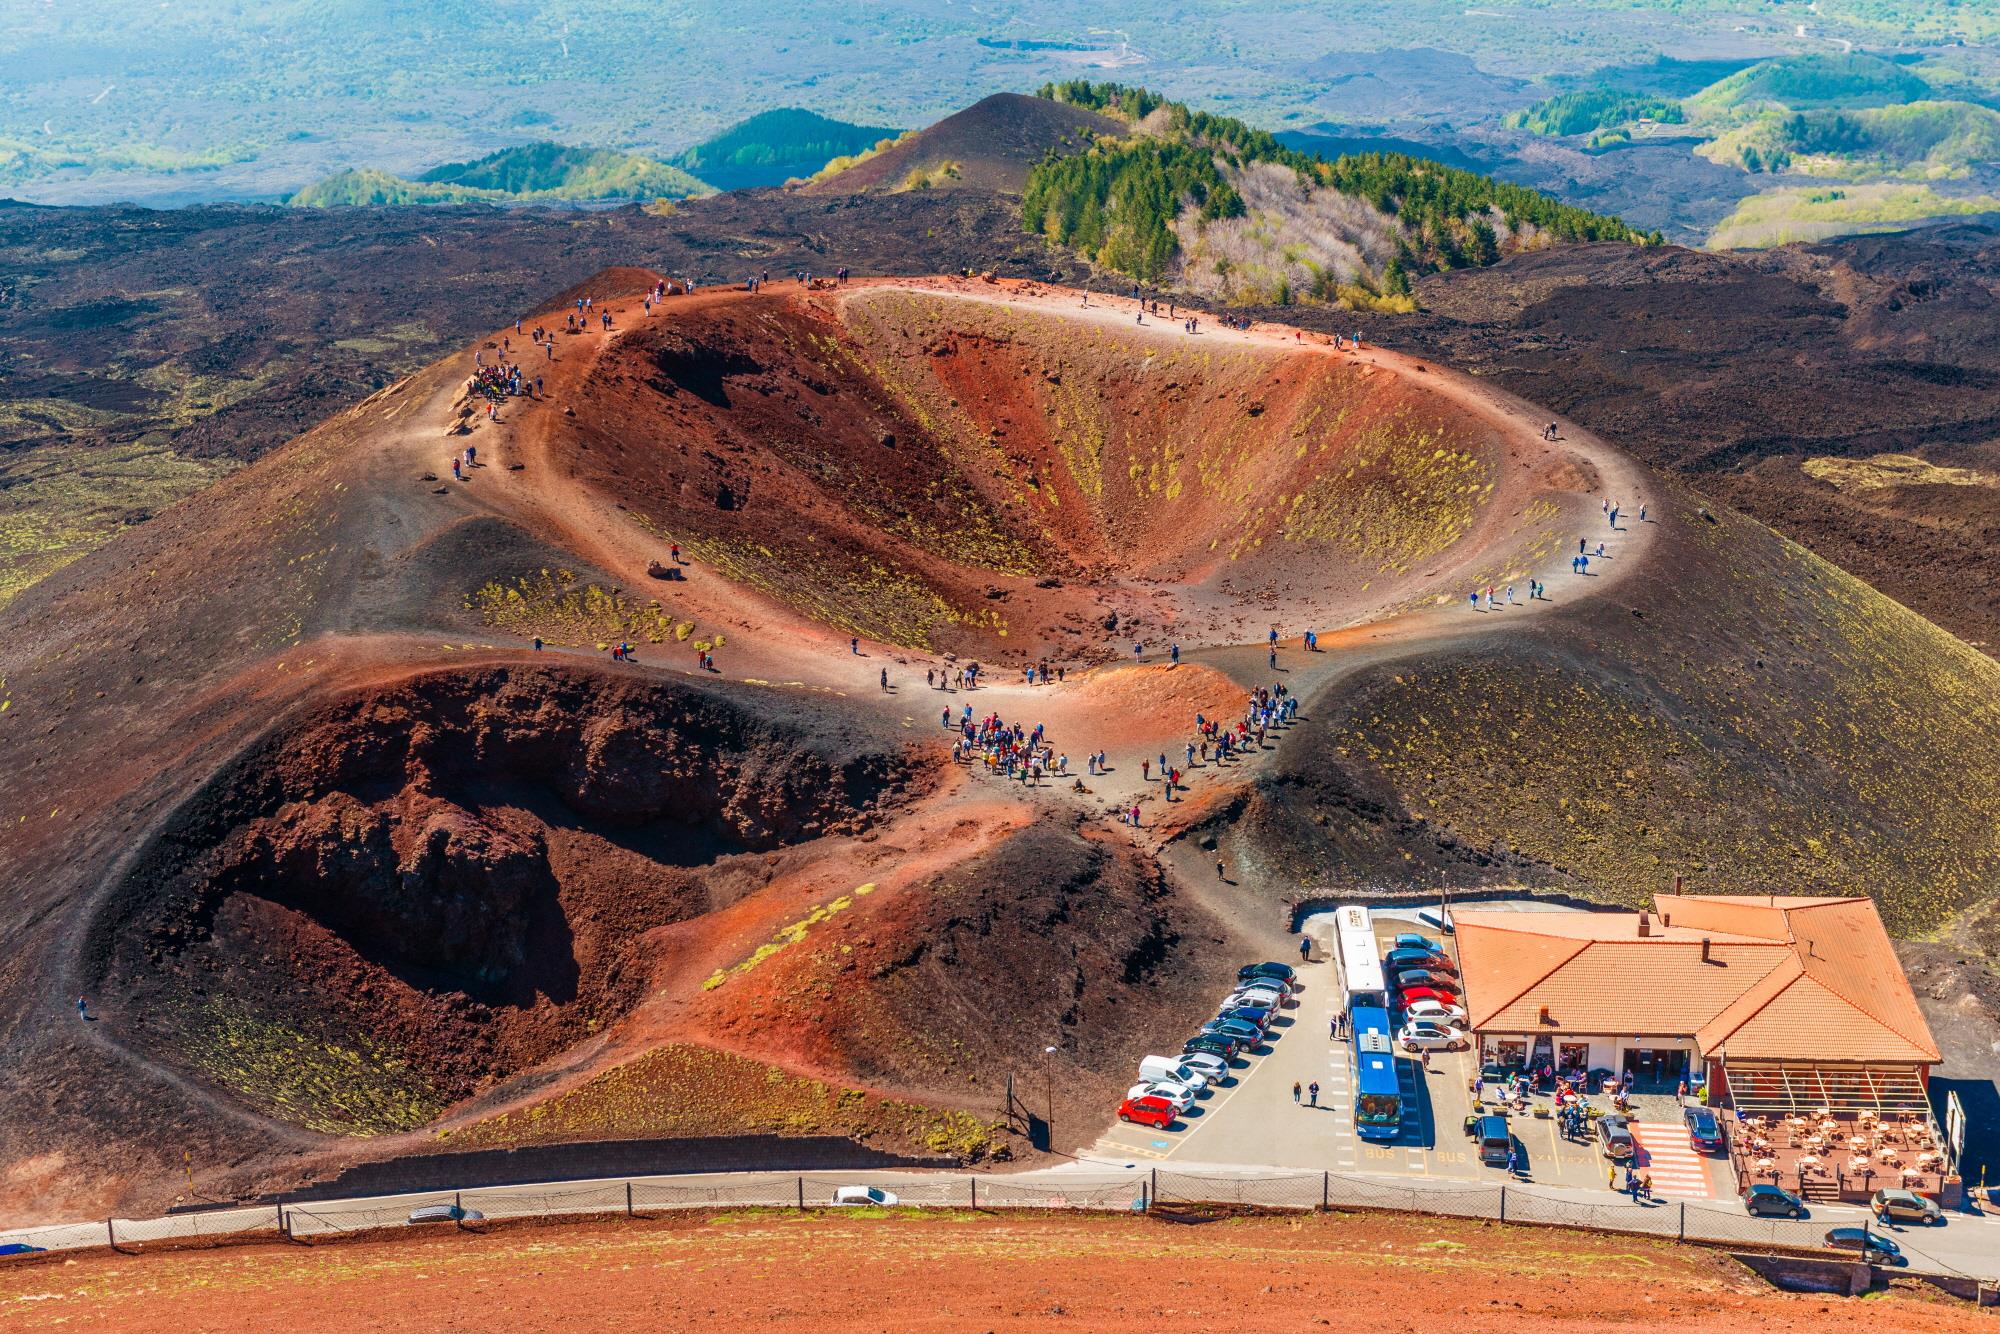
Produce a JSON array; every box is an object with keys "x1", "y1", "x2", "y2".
[{"x1": 0, "y1": 1167, "x2": 1987, "y2": 1301}]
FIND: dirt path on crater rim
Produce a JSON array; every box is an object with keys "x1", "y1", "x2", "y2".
[{"x1": 458, "y1": 272, "x2": 1658, "y2": 861}]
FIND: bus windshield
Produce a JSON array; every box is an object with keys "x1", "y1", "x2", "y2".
[{"x1": 1357, "y1": 1094, "x2": 1402, "y2": 1126}]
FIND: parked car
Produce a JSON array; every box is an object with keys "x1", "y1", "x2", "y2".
[
  {"x1": 1227, "y1": 984, "x2": 1286, "y2": 1011},
  {"x1": 409, "y1": 1203, "x2": 484, "y2": 1225},
  {"x1": 1467, "y1": 1113, "x2": 1512, "y2": 1166},
  {"x1": 1402, "y1": 998, "x2": 1468, "y2": 1026},
  {"x1": 1237, "y1": 962, "x2": 1297, "y2": 989},
  {"x1": 1182, "y1": 1034, "x2": 1241, "y2": 1061},
  {"x1": 1219, "y1": 1005, "x2": 1275, "y2": 1033},
  {"x1": 1683, "y1": 1105, "x2": 1725, "y2": 1154},
  {"x1": 1872, "y1": 1188, "x2": 1944, "y2": 1226},
  {"x1": 1743, "y1": 1185, "x2": 1805, "y2": 1218},
  {"x1": 1394, "y1": 933, "x2": 1441, "y2": 952},
  {"x1": 1385, "y1": 948, "x2": 1457, "y2": 975},
  {"x1": 1596, "y1": 1113, "x2": 1636, "y2": 1160},
  {"x1": 1177, "y1": 1051, "x2": 1230, "y2": 1084},
  {"x1": 1398, "y1": 1019, "x2": 1470, "y2": 1052},
  {"x1": 1398, "y1": 986, "x2": 1460, "y2": 1008},
  {"x1": 1201, "y1": 1019, "x2": 1264, "y2": 1049},
  {"x1": 1823, "y1": 1227, "x2": 1904, "y2": 1265},
  {"x1": 1118, "y1": 1095, "x2": 1177, "y2": 1130},
  {"x1": 1393, "y1": 969, "x2": 1461, "y2": 993},
  {"x1": 831, "y1": 1186, "x2": 899, "y2": 1207},
  {"x1": 1127, "y1": 1081, "x2": 1196, "y2": 1114},
  {"x1": 1139, "y1": 1056, "x2": 1210, "y2": 1092}
]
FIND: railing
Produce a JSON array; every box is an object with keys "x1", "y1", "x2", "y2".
[{"x1": 0, "y1": 1167, "x2": 1983, "y2": 1298}]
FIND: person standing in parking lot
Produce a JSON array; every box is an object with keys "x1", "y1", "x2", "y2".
[
  {"x1": 1292, "y1": 1081, "x2": 1302, "y2": 1105},
  {"x1": 1308, "y1": 1081, "x2": 1320, "y2": 1107}
]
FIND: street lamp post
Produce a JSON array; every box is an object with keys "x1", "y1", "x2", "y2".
[{"x1": 1043, "y1": 1045, "x2": 1058, "y2": 1143}]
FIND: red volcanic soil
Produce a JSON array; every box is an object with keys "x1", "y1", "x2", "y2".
[
  {"x1": 0, "y1": 1210, "x2": 1978, "y2": 1333},
  {"x1": 0, "y1": 271, "x2": 1640, "y2": 1217}
]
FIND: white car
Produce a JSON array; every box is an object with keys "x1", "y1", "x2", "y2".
[
  {"x1": 1177, "y1": 1051, "x2": 1230, "y2": 1084},
  {"x1": 1126, "y1": 1080, "x2": 1197, "y2": 1113},
  {"x1": 1138, "y1": 1056, "x2": 1209, "y2": 1092},
  {"x1": 831, "y1": 1186, "x2": 899, "y2": 1207},
  {"x1": 1403, "y1": 998, "x2": 1467, "y2": 1027},
  {"x1": 1398, "y1": 1020, "x2": 1470, "y2": 1052},
  {"x1": 1227, "y1": 985, "x2": 1285, "y2": 1011}
]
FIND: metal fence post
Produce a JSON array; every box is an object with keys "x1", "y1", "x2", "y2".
[
  {"x1": 1323, "y1": 1171, "x2": 1330, "y2": 1210},
  {"x1": 969, "y1": 1177, "x2": 977, "y2": 1210},
  {"x1": 454, "y1": 1191, "x2": 464, "y2": 1230},
  {"x1": 105, "y1": 1217, "x2": 116, "y2": 1251},
  {"x1": 625, "y1": 1182, "x2": 635, "y2": 1218},
  {"x1": 1498, "y1": 1185, "x2": 1506, "y2": 1223},
  {"x1": 797, "y1": 1177, "x2": 805, "y2": 1210},
  {"x1": 1678, "y1": 1201, "x2": 1686, "y2": 1241},
  {"x1": 1150, "y1": 1168, "x2": 1158, "y2": 1207}
]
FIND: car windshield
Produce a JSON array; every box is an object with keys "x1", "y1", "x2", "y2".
[{"x1": 1358, "y1": 1094, "x2": 1401, "y2": 1125}]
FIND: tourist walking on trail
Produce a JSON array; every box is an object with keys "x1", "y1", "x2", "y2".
[
  {"x1": 1299, "y1": 936, "x2": 1312, "y2": 964},
  {"x1": 880, "y1": 667, "x2": 889, "y2": 692}
]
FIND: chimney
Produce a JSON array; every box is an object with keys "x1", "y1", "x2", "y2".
[
  {"x1": 1701, "y1": 937, "x2": 1712, "y2": 963},
  {"x1": 1638, "y1": 910, "x2": 1652, "y2": 938},
  {"x1": 1673, "y1": 873, "x2": 1683, "y2": 896},
  {"x1": 1538, "y1": 1004, "x2": 1552, "y2": 1025}
]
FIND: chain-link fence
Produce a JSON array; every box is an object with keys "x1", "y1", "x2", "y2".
[{"x1": 0, "y1": 1167, "x2": 1976, "y2": 1292}]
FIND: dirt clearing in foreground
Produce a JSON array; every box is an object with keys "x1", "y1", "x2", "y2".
[{"x1": 0, "y1": 1209, "x2": 1976, "y2": 1331}]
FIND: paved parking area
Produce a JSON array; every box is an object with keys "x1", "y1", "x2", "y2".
[{"x1": 1087, "y1": 908, "x2": 1733, "y2": 1199}]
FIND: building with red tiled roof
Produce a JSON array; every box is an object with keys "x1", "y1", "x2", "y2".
[{"x1": 1452, "y1": 894, "x2": 1938, "y2": 1112}]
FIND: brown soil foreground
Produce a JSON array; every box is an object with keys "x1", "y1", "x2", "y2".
[{"x1": 0, "y1": 1211, "x2": 1977, "y2": 1332}]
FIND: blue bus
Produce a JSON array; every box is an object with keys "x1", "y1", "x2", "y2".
[{"x1": 1350, "y1": 1003, "x2": 1403, "y2": 1141}]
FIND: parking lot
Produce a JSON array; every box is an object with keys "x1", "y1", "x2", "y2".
[{"x1": 1088, "y1": 907, "x2": 1734, "y2": 1200}]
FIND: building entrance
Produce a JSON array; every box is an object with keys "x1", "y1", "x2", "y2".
[{"x1": 1621, "y1": 1047, "x2": 1689, "y2": 1094}]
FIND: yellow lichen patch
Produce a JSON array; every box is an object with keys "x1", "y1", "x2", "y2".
[
  {"x1": 175, "y1": 993, "x2": 447, "y2": 1137},
  {"x1": 705, "y1": 884, "x2": 879, "y2": 989},
  {"x1": 465, "y1": 569, "x2": 684, "y2": 646},
  {"x1": 1802, "y1": 453, "x2": 1997, "y2": 493}
]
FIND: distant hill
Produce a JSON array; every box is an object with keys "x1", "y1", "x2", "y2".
[
  {"x1": 1504, "y1": 89, "x2": 1686, "y2": 140},
  {"x1": 671, "y1": 109, "x2": 900, "y2": 191},
  {"x1": 1700, "y1": 100, "x2": 2000, "y2": 177},
  {"x1": 1019, "y1": 80, "x2": 1657, "y2": 307},
  {"x1": 289, "y1": 143, "x2": 712, "y2": 207},
  {"x1": 802, "y1": 92, "x2": 1120, "y2": 196},
  {"x1": 1689, "y1": 53, "x2": 1934, "y2": 120}
]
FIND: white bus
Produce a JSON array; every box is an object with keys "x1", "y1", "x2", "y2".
[{"x1": 1332, "y1": 904, "x2": 1386, "y2": 1009}]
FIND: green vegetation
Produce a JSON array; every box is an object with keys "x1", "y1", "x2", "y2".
[
  {"x1": 464, "y1": 569, "x2": 693, "y2": 648},
  {"x1": 177, "y1": 992, "x2": 447, "y2": 1137},
  {"x1": 0, "y1": 442, "x2": 232, "y2": 609},
  {"x1": 1505, "y1": 89, "x2": 1685, "y2": 138},
  {"x1": 1688, "y1": 53, "x2": 1935, "y2": 119},
  {"x1": 1702, "y1": 101, "x2": 2000, "y2": 177},
  {"x1": 1707, "y1": 182, "x2": 2000, "y2": 249},
  {"x1": 288, "y1": 144, "x2": 712, "y2": 207},
  {"x1": 438, "y1": 1042, "x2": 1005, "y2": 1160},
  {"x1": 1024, "y1": 81, "x2": 1657, "y2": 292},
  {"x1": 672, "y1": 108, "x2": 900, "y2": 190},
  {"x1": 808, "y1": 130, "x2": 917, "y2": 184}
]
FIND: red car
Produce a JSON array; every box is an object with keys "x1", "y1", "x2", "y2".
[
  {"x1": 1117, "y1": 1095, "x2": 1177, "y2": 1130},
  {"x1": 1399, "y1": 985, "x2": 1461, "y2": 1008}
]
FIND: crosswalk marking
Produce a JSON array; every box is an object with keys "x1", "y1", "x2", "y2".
[{"x1": 1628, "y1": 1121, "x2": 1715, "y2": 1198}]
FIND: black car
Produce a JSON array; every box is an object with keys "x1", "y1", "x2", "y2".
[
  {"x1": 1238, "y1": 962, "x2": 1297, "y2": 988},
  {"x1": 1743, "y1": 1184, "x2": 1805, "y2": 1219},
  {"x1": 1683, "y1": 1105, "x2": 1725, "y2": 1154},
  {"x1": 1394, "y1": 969, "x2": 1461, "y2": 993},
  {"x1": 1823, "y1": 1227, "x2": 1904, "y2": 1266},
  {"x1": 1468, "y1": 1114, "x2": 1512, "y2": 1167},
  {"x1": 1182, "y1": 1034, "x2": 1241, "y2": 1061}
]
